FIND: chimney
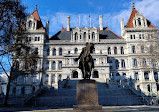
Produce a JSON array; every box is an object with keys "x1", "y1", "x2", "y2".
[
  {"x1": 99, "y1": 15, "x2": 103, "y2": 30},
  {"x1": 67, "y1": 16, "x2": 70, "y2": 31},
  {"x1": 46, "y1": 20, "x2": 49, "y2": 36},
  {"x1": 120, "y1": 18, "x2": 124, "y2": 36}
]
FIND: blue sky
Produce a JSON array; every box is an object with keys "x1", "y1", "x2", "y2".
[{"x1": 22, "y1": 0, "x2": 159, "y2": 36}]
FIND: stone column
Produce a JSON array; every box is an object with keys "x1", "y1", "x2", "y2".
[
  {"x1": 50, "y1": 47, "x2": 52, "y2": 56},
  {"x1": 150, "y1": 71, "x2": 155, "y2": 81},
  {"x1": 136, "y1": 19, "x2": 139, "y2": 27},
  {"x1": 141, "y1": 17, "x2": 144, "y2": 27},
  {"x1": 145, "y1": 19, "x2": 148, "y2": 27},
  {"x1": 56, "y1": 61, "x2": 58, "y2": 70},
  {"x1": 48, "y1": 74, "x2": 51, "y2": 85},
  {"x1": 140, "y1": 71, "x2": 145, "y2": 81}
]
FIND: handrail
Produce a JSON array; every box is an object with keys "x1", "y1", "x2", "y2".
[
  {"x1": 24, "y1": 86, "x2": 47, "y2": 105},
  {"x1": 128, "y1": 85, "x2": 151, "y2": 105}
]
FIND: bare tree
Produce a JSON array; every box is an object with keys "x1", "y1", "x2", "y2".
[{"x1": 0, "y1": 0, "x2": 39, "y2": 106}]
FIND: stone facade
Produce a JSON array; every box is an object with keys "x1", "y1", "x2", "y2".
[{"x1": 10, "y1": 4, "x2": 159, "y2": 98}]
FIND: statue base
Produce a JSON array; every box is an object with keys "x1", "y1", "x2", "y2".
[{"x1": 73, "y1": 79, "x2": 102, "y2": 111}]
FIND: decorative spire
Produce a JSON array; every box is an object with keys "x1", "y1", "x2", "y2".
[
  {"x1": 133, "y1": 2, "x2": 135, "y2": 9},
  {"x1": 35, "y1": 3, "x2": 37, "y2": 10},
  {"x1": 107, "y1": 25, "x2": 108, "y2": 28}
]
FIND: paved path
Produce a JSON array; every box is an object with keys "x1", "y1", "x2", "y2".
[{"x1": 1, "y1": 105, "x2": 159, "y2": 112}]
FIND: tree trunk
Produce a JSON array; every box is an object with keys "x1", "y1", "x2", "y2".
[{"x1": 4, "y1": 66, "x2": 13, "y2": 106}]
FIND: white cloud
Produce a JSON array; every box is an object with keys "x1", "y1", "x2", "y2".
[{"x1": 41, "y1": 0, "x2": 159, "y2": 36}]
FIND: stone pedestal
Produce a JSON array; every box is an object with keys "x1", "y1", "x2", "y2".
[{"x1": 73, "y1": 79, "x2": 102, "y2": 111}]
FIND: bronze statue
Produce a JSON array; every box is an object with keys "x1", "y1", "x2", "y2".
[{"x1": 75, "y1": 43, "x2": 94, "y2": 79}]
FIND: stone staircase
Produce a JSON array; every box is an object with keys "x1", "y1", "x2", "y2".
[{"x1": 27, "y1": 79, "x2": 145, "y2": 107}]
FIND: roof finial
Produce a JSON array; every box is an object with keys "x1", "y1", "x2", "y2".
[
  {"x1": 133, "y1": 2, "x2": 135, "y2": 9},
  {"x1": 107, "y1": 25, "x2": 108, "y2": 28},
  {"x1": 35, "y1": 3, "x2": 37, "y2": 10}
]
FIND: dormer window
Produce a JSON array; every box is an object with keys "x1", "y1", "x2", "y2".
[
  {"x1": 75, "y1": 32, "x2": 78, "y2": 41},
  {"x1": 28, "y1": 20, "x2": 32, "y2": 29},
  {"x1": 138, "y1": 18, "x2": 141, "y2": 26}
]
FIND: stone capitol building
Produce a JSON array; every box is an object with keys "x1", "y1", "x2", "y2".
[{"x1": 9, "y1": 3, "x2": 159, "y2": 105}]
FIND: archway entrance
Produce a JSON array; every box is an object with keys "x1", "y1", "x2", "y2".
[
  {"x1": 72, "y1": 71, "x2": 78, "y2": 78},
  {"x1": 93, "y1": 70, "x2": 99, "y2": 78}
]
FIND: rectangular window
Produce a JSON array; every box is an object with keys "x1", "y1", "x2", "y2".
[
  {"x1": 139, "y1": 34, "x2": 142, "y2": 39},
  {"x1": 35, "y1": 37, "x2": 37, "y2": 41},
  {"x1": 142, "y1": 34, "x2": 144, "y2": 39},
  {"x1": 134, "y1": 72, "x2": 139, "y2": 80},
  {"x1": 130, "y1": 35, "x2": 133, "y2": 39},
  {"x1": 38, "y1": 37, "x2": 40, "y2": 41},
  {"x1": 28, "y1": 37, "x2": 31, "y2": 41},
  {"x1": 144, "y1": 72, "x2": 149, "y2": 80},
  {"x1": 133, "y1": 35, "x2": 135, "y2": 39}
]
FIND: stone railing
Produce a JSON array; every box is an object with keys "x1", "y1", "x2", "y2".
[{"x1": 128, "y1": 84, "x2": 151, "y2": 105}]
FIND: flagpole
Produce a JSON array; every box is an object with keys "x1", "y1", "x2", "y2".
[
  {"x1": 79, "y1": 15, "x2": 80, "y2": 27},
  {"x1": 89, "y1": 14, "x2": 91, "y2": 28}
]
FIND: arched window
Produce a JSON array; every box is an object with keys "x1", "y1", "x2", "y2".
[
  {"x1": 138, "y1": 18, "x2": 141, "y2": 26},
  {"x1": 134, "y1": 72, "x2": 139, "y2": 80},
  {"x1": 34, "y1": 61, "x2": 37, "y2": 69},
  {"x1": 58, "y1": 74, "x2": 62, "y2": 81},
  {"x1": 141, "y1": 46, "x2": 144, "y2": 53},
  {"x1": 147, "y1": 85, "x2": 150, "y2": 92},
  {"x1": 74, "y1": 59, "x2": 78, "y2": 65},
  {"x1": 35, "y1": 48, "x2": 38, "y2": 54},
  {"x1": 133, "y1": 58, "x2": 137, "y2": 67},
  {"x1": 143, "y1": 58, "x2": 147, "y2": 66},
  {"x1": 132, "y1": 46, "x2": 136, "y2": 53},
  {"x1": 115, "y1": 60, "x2": 119, "y2": 69},
  {"x1": 94, "y1": 59, "x2": 96, "y2": 64},
  {"x1": 52, "y1": 48, "x2": 56, "y2": 56},
  {"x1": 121, "y1": 47, "x2": 124, "y2": 54},
  {"x1": 58, "y1": 61, "x2": 62, "y2": 70},
  {"x1": 21, "y1": 87, "x2": 25, "y2": 95},
  {"x1": 116, "y1": 72, "x2": 120, "y2": 76},
  {"x1": 59, "y1": 48, "x2": 62, "y2": 56},
  {"x1": 114, "y1": 47, "x2": 117, "y2": 54},
  {"x1": 74, "y1": 48, "x2": 78, "y2": 54},
  {"x1": 52, "y1": 61, "x2": 56, "y2": 70},
  {"x1": 108, "y1": 47, "x2": 111, "y2": 54},
  {"x1": 144, "y1": 72, "x2": 149, "y2": 80},
  {"x1": 92, "y1": 32, "x2": 95, "y2": 41},
  {"x1": 93, "y1": 48, "x2": 95, "y2": 54},
  {"x1": 15, "y1": 61, "x2": 19, "y2": 69},
  {"x1": 46, "y1": 60, "x2": 49, "y2": 70},
  {"x1": 93, "y1": 70, "x2": 99, "y2": 78},
  {"x1": 75, "y1": 32, "x2": 78, "y2": 41},
  {"x1": 13, "y1": 87, "x2": 16, "y2": 95},
  {"x1": 32, "y1": 86, "x2": 35, "y2": 93},
  {"x1": 28, "y1": 20, "x2": 32, "y2": 29},
  {"x1": 83, "y1": 32, "x2": 86, "y2": 41},
  {"x1": 154, "y1": 72, "x2": 158, "y2": 81},
  {"x1": 45, "y1": 74, "x2": 49, "y2": 84},
  {"x1": 51, "y1": 74, "x2": 55, "y2": 84},
  {"x1": 121, "y1": 60, "x2": 125, "y2": 68},
  {"x1": 47, "y1": 48, "x2": 50, "y2": 56},
  {"x1": 72, "y1": 71, "x2": 78, "y2": 78}
]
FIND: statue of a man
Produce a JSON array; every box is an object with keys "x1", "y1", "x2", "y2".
[{"x1": 75, "y1": 43, "x2": 94, "y2": 79}]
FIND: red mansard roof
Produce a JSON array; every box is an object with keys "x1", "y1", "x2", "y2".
[
  {"x1": 126, "y1": 3, "x2": 154, "y2": 28},
  {"x1": 31, "y1": 4, "x2": 44, "y2": 30}
]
